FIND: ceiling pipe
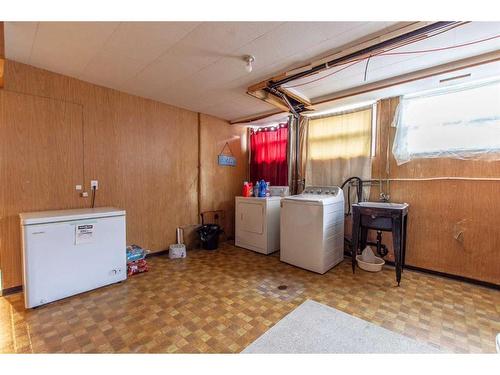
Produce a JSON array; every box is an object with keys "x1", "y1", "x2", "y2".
[
  {"x1": 271, "y1": 87, "x2": 299, "y2": 118},
  {"x1": 235, "y1": 49, "x2": 499, "y2": 125},
  {"x1": 310, "y1": 50, "x2": 500, "y2": 106},
  {"x1": 268, "y1": 21, "x2": 458, "y2": 90}
]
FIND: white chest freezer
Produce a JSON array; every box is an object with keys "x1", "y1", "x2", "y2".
[{"x1": 20, "y1": 207, "x2": 127, "y2": 308}]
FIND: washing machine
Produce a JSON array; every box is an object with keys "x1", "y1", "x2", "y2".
[{"x1": 280, "y1": 186, "x2": 345, "y2": 274}]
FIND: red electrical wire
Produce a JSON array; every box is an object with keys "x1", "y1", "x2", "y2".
[
  {"x1": 282, "y1": 24, "x2": 461, "y2": 89},
  {"x1": 282, "y1": 27, "x2": 499, "y2": 89},
  {"x1": 379, "y1": 34, "x2": 500, "y2": 56},
  {"x1": 283, "y1": 24, "x2": 466, "y2": 89},
  {"x1": 284, "y1": 59, "x2": 365, "y2": 89}
]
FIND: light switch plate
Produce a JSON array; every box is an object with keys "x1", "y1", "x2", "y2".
[{"x1": 75, "y1": 185, "x2": 82, "y2": 191}]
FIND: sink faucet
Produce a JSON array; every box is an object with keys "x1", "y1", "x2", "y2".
[{"x1": 379, "y1": 192, "x2": 390, "y2": 202}]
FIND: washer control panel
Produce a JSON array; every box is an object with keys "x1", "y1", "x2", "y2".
[{"x1": 303, "y1": 186, "x2": 340, "y2": 196}]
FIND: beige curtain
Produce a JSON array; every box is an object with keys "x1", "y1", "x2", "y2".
[{"x1": 305, "y1": 107, "x2": 373, "y2": 193}]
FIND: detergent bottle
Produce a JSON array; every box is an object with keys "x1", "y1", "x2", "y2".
[
  {"x1": 253, "y1": 181, "x2": 260, "y2": 197},
  {"x1": 242, "y1": 181, "x2": 250, "y2": 197},
  {"x1": 258, "y1": 179, "x2": 267, "y2": 197}
]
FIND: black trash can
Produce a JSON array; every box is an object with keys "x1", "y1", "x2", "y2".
[{"x1": 197, "y1": 224, "x2": 221, "y2": 250}]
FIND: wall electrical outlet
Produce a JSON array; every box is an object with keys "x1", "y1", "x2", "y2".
[
  {"x1": 90, "y1": 180, "x2": 99, "y2": 190},
  {"x1": 75, "y1": 185, "x2": 82, "y2": 191}
]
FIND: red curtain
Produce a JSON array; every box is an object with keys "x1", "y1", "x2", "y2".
[{"x1": 250, "y1": 123, "x2": 288, "y2": 186}]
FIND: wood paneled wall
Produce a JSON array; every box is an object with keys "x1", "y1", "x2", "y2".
[
  {"x1": 0, "y1": 90, "x2": 84, "y2": 290},
  {"x1": 0, "y1": 60, "x2": 246, "y2": 289},
  {"x1": 371, "y1": 97, "x2": 500, "y2": 285},
  {"x1": 199, "y1": 114, "x2": 248, "y2": 239}
]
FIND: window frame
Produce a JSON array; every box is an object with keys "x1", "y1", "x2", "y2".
[{"x1": 392, "y1": 77, "x2": 500, "y2": 164}]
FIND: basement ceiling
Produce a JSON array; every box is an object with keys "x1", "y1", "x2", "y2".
[
  {"x1": 5, "y1": 22, "x2": 500, "y2": 121},
  {"x1": 5, "y1": 21, "x2": 397, "y2": 120}
]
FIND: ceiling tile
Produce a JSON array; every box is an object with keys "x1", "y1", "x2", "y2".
[
  {"x1": 4, "y1": 22, "x2": 38, "y2": 63},
  {"x1": 29, "y1": 22, "x2": 120, "y2": 78},
  {"x1": 120, "y1": 22, "x2": 283, "y2": 96},
  {"x1": 172, "y1": 21, "x2": 284, "y2": 61},
  {"x1": 101, "y1": 22, "x2": 201, "y2": 64},
  {"x1": 79, "y1": 49, "x2": 147, "y2": 90}
]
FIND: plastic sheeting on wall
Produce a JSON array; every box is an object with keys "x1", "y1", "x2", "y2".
[{"x1": 392, "y1": 78, "x2": 500, "y2": 165}]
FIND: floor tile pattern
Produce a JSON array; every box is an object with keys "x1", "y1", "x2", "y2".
[{"x1": 1, "y1": 242, "x2": 499, "y2": 353}]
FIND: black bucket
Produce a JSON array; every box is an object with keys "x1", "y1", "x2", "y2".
[{"x1": 197, "y1": 224, "x2": 221, "y2": 250}]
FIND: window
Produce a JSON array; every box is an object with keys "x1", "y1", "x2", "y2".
[
  {"x1": 392, "y1": 78, "x2": 500, "y2": 165},
  {"x1": 305, "y1": 106, "x2": 373, "y2": 186}
]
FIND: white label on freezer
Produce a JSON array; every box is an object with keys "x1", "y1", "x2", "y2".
[{"x1": 75, "y1": 224, "x2": 94, "y2": 245}]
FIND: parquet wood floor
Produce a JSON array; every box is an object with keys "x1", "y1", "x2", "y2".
[{"x1": 1, "y1": 243, "x2": 498, "y2": 353}]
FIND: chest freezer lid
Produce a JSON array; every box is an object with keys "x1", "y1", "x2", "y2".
[{"x1": 20, "y1": 207, "x2": 126, "y2": 225}]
